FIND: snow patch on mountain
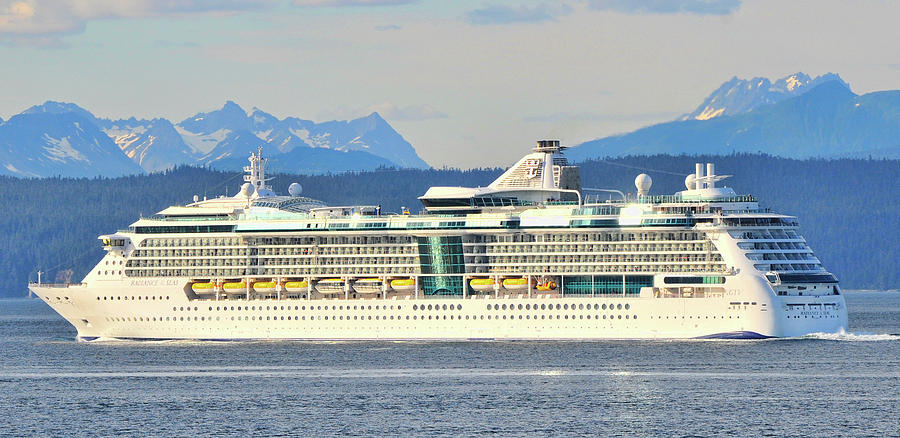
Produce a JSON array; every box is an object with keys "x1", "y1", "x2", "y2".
[
  {"x1": 175, "y1": 126, "x2": 230, "y2": 154},
  {"x1": 42, "y1": 135, "x2": 88, "y2": 162}
]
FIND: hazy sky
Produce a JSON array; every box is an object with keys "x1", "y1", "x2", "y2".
[{"x1": 1, "y1": 0, "x2": 898, "y2": 167}]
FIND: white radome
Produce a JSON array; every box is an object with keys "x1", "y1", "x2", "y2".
[
  {"x1": 684, "y1": 174, "x2": 697, "y2": 190},
  {"x1": 288, "y1": 183, "x2": 303, "y2": 197},
  {"x1": 240, "y1": 182, "x2": 255, "y2": 198},
  {"x1": 635, "y1": 173, "x2": 652, "y2": 196}
]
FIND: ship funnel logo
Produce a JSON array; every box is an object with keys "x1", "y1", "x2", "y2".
[{"x1": 524, "y1": 159, "x2": 541, "y2": 179}]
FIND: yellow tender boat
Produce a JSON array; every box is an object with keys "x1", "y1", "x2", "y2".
[
  {"x1": 283, "y1": 281, "x2": 309, "y2": 293},
  {"x1": 469, "y1": 278, "x2": 497, "y2": 293},
  {"x1": 252, "y1": 281, "x2": 276, "y2": 293},
  {"x1": 390, "y1": 278, "x2": 415, "y2": 292},
  {"x1": 191, "y1": 282, "x2": 215, "y2": 293}
]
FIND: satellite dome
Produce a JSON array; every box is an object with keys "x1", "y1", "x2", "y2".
[
  {"x1": 288, "y1": 182, "x2": 303, "y2": 197},
  {"x1": 635, "y1": 174, "x2": 652, "y2": 196},
  {"x1": 684, "y1": 174, "x2": 697, "y2": 190},
  {"x1": 240, "y1": 182, "x2": 255, "y2": 198}
]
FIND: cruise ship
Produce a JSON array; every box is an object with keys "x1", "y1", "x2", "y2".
[{"x1": 29, "y1": 141, "x2": 848, "y2": 340}]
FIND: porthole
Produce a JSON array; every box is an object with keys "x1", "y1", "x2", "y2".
[
  {"x1": 414, "y1": 304, "x2": 419, "y2": 310},
  {"x1": 618, "y1": 315, "x2": 622, "y2": 319},
  {"x1": 556, "y1": 304, "x2": 561, "y2": 310},
  {"x1": 602, "y1": 304, "x2": 607, "y2": 310},
  {"x1": 525, "y1": 304, "x2": 531, "y2": 310},
  {"x1": 594, "y1": 304, "x2": 600, "y2": 310},
  {"x1": 518, "y1": 304, "x2": 523, "y2": 310},
  {"x1": 617, "y1": 304, "x2": 622, "y2": 310},
  {"x1": 502, "y1": 304, "x2": 507, "y2": 310},
  {"x1": 541, "y1": 304, "x2": 546, "y2": 310},
  {"x1": 578, "y1": 304, "x2": 584, "y2": 310},
  {"x1": 625, "y1": 304, "x2": 630, "y2": 310},
  {"x1": 427, "y1": 304, "x2": 433, "y2": 310}
]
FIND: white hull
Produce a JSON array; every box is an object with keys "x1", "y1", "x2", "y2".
[{"x1": 30, "y1": 278, "x2": 847, "y2": 341}]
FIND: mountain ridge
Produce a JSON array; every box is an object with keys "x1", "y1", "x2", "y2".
[
  {"x1": 569, "y1": 77, "x2": 900, "y2": 160},
  {"x1": 0, "y1": 101, "x2": 430, "y2": 177}
]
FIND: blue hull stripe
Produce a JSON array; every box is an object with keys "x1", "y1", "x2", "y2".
[{"x1": 695, "y1": 331, "x2": 772, "y2": 339}]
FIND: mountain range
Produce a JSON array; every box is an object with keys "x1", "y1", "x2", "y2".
[
  {"x1": 2, "y1": 72, "x2": 899, "y2": 177},
  {"x1": 568, "y1": 73, "x2": 900, "y2": 160},
  {"x1": 0, "y1": 101, "x2": 428, "y2": 178}
]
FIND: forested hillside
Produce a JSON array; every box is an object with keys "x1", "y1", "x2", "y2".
[{"x1": 2, "y1": 154, "x2": 897, "y2": 296}]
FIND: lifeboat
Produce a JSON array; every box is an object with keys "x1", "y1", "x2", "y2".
[
  {"x1": 222, "y1": 281, "x2": 248, "y2": 293},
  {"x1": 469, "y1": 278, "x2": 498, "y2": 293},
  {"x1": 536, "y1": 281, "x2": 557, "y2": 292},
  {"x1": 353, "y1": 278, "x2": 384, "y2": 294},
  {"x1": 315, "y1": 279, "x2": 345, "y2": 295},
  {"x1": 191, "y1": 282, "x2": 215, "y2": 294},
  {"x1": 283, "y1": 280, "x2": 309, "y2": 293},
  {"x1": 390, "y1": 278, "x2": 416, "y2": 293},
  {"x1": 502, "y1": 277, "x2": 532, "y2": 291},
  {"x1": 252, "y1": 281, "x2": 276, "y2": 293}
]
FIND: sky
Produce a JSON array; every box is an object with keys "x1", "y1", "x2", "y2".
[{"x1": 1, "y1": 0, "x2": 898, "y2": 168}]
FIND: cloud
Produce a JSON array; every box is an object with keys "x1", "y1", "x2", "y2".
[
  {"x1": 293, "y1": 0, "x2": 417, "y2": 6},
  {"x1": 466, "y1": 3, "x2": 572, "y2": 25},
  {"x1": 374, "y1": 24, "x2": 402, "y2": 31},
  {"x1": 0, "y1": 0, "x2": 275, "y2": 47},
  {"x1": 321, "y1": 101, "x2": 447, "y2": 122},
  {"x1": 587, "y1": 0, "x2": 741, "y2": 16}
]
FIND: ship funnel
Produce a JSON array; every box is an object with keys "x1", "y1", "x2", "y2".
[
  {"x1": 706, "y1": 163, "x2": 715, "y2": 189},
  {"x1": 695, "y1": 163, "x2": 704, "y2": 189}
]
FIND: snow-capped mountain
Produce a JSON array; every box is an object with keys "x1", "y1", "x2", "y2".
[
  {"x1": 0, "y1": 107, "x2": 144, "y2": 178},
  {"x1": 179, "y1": 101, "x2": 430, "y2": 169},
  {"x1": 0, "y1": 100, "x2": 430, "y2": 177},
  {"x1": 682, "y1": 72, "x2": 849, "y2": 120},
  {"x1": 105, "y1": 118, "x2": 200, "y2": 172},
  {"x1": 569, "y1": 80, "x2": 900, "y2": 160}
]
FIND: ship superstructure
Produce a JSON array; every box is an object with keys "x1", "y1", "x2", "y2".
[{"x1": 29, "y1": 142, "x2": 847, "y2": 340}]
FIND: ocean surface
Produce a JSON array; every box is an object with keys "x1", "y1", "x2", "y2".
[{"x1": 1, "y1": 292, "x2": 898, "y2": 437}]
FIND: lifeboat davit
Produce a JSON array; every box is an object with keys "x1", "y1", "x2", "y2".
[
  {"x1": 283, "y1": 280, "x2": 309, "y2": 293},
  {"x1": 390, "y1": 278, "x2": 416, "y2": 293},
  {"x1": 353, "y1": 278, "x2": 384, "y2": 294},
  {"x1": 252, "y1": 281, "x2": 276, "y2": 293},
  {"x1": 469, "y1": 278, "x2": 498, "y2": 293},
  {"x1": 191, "y1": 282, "x2": 215, "y2": 294},
  {"x1": 315, "y1": 279, "x2": 345, "y2": 295},
  {"x1": 222, "y1": 281, "x2": 247, "y2": 293},
  {"x1": 502, "y1": 277, "x2": 532, "y2": 291}
]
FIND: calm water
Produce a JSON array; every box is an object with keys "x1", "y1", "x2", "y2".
[{"x1": 1, "y1": 292, "x2": 898, "y2": 437}]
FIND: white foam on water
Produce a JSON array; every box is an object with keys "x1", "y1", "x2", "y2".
[{"x1": 799, "y1": 330, "x2": 900, "y2": 342}]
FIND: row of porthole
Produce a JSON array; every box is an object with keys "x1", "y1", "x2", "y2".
[
  {"x1": 412, "y1": 304, "x2": 462, "y2": 311},
  {"x1": 105, "y1": 313, "x2": 638, "y2": 323},
  {"x1": 488, "y1": 302, "x2": 630, "y2": 311},
  {"x1": 175, "y1": 304, "x2": 406, "y2": 312},
  {"x1": 100, "y1": 296, "x2": 170, "y2": 301},
  {"x1": 650, "y1": 315, "x2": 740, "y2": 320}
]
